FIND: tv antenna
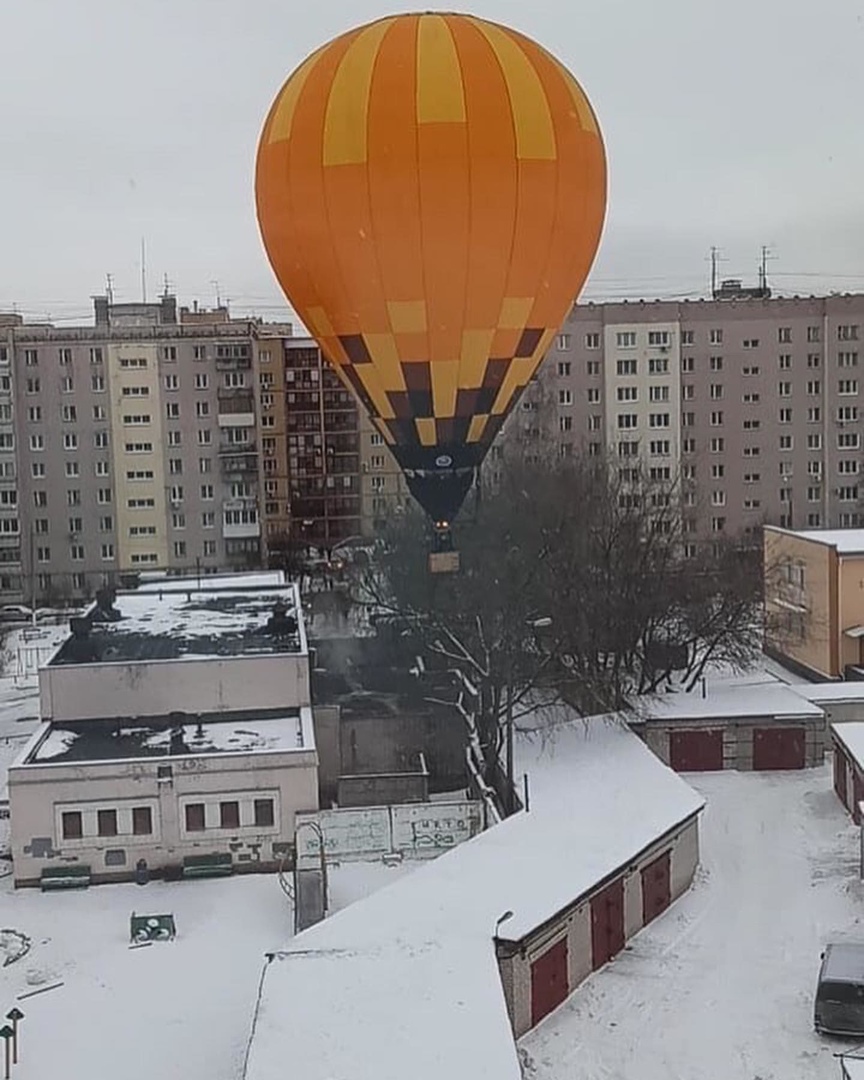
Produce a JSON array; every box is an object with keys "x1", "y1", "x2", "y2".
[
  {"x1": 140, "y1": 238, "x2": 147, "y2": 303},
  {"x1": 106, "y1": 273, "x2": 114, "y2": 304}
]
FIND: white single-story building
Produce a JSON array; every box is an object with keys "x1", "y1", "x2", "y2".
[
  {"x1": 242, "y1": 716, "x2": 704, "y2": 1080},
  {"x1": 8, "y1": 573, "x2": 320, "y2": 887},
  {"x1": 630, "y1": 675, "x2": 827, "y2": 772}
]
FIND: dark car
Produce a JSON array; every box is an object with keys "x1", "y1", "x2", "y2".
[{"x1": 815, "y1": 943, "x2": 864, "y2": 1036}]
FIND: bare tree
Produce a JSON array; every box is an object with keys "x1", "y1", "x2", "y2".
[{"x1": 358, "y1": 452, "x2": 764, "y2": 783}]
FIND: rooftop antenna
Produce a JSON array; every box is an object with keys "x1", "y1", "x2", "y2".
[
  {"x1": 140, "y1": 238, "x2": 147, "y2": 303},
  {"x1": 106, "y1": 273, "x2": 114, "y2": 304},
  {"x1": 162, "y1": 273, "x2": 171, "y2": 298},
  {"x1": 759, "y1": 244, "x2": 776, "y2": 294},
  {"x1": 709, "y1": 246, "x2": 720, "y2": 298},
  {"x1": 211, "y1": 280, "x2": 222, "y2": 309}
]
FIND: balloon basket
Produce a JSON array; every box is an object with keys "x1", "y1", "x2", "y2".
[{"x1": 428, "y1": 550, "x2": 460, "y2": 575}]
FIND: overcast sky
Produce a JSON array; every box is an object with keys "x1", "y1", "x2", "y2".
[{"x1": 1, "y1": 0, "x2": 863, "y2": 325}]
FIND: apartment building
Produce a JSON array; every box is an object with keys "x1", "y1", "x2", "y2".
[
  {"x1": 256, "y1": 338, "x2": 364, "y2": 551},
  {"x1": 2, "y1": 296, "x2": 278, "y2": 603},
  {"x1": 527, "y1": 290, "x2": 864, "y2": 542}
]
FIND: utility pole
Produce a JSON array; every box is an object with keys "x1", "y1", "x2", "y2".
[
  {"x1": 759, "y1": 244, "x2": 776, "y2": 296},
  {"x1": 710, "y1": 246, "x2": 719, "y2": 299},
  {"x1": 140, "y1": 238, "x2": 147, "y2": 303}
]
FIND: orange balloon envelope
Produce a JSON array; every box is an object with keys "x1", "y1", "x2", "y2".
[{"x1": 256, "y1": 12, "x2": 606, "y2": 524}]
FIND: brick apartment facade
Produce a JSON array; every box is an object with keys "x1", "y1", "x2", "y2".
[
  {"x1": 517, "y1": 290, "x2": 864, "y2": 546},
  {"x1": 0, "y1": 297, "x2": 279, "y2": 603},
  {"x1": 2, "y1": 289, "x2": 864, "y2": 601}
]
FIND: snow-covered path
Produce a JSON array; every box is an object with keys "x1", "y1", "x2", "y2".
[{"x1": 521, "y1": 767, "x2": 864, "y2": 1080}]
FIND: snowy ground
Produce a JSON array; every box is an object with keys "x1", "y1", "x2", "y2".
[
  {"x1": 521, "y1": 766, "x2": 864, "y2": 1080},
  {"x1": 0, "y1": 858, "x2": 412, "y2": 1080}
]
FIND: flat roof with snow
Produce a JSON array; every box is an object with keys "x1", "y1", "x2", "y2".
[
  {"x1": 771, "y1": 527, "x2": 864, "y2": 555},
  {"x1": 792, "y1": 682, "x2": 864, "y2": 703},
  {"x1": 832, "y1": 722, "x2": 864, "y2": 768},
  {"x1": 244, "y1": 717, "x2": 704, "y2": 1080},
  {"x1": 633, "y1": 679, "x2": 824, "y2": 723},
  {"x1": 24, "y1": 707, "x2": 311, "y2": 765},
  {"x1": 48, "y1": 575, "x2": 306, "y2": 666}
]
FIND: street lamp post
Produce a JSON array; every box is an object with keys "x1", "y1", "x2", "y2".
[
  {"x1": 0, "y1": 1026, "x2": 12, "y2": 1079},
  {"x1": 505, "y1": 616, "x2": 553, "y2": 815},
  {"x1": 494, "y1": 910, "x2": 514, "y2": 941},
  {"x1": 5, "y1": 1010, "x2": 23, "y2": 1066}
]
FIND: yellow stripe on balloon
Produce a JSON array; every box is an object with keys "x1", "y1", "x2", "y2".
[
  {"x1": 468, "y1": 19, "x2": 556, "y2": 161},
  {"x1": 267, "y1": 44, "x2": 329, "y2": 145},
  {"x1": 416, "y1": 14, "x2": 466, "y2": 123},
  {"x1": 415, "y1": 417, "x2": 437, "y2": 446},
  {"x1": 466, "y1": 414, "x2": 488, "y2": 443},
  {"x1": 323, "y1": 18, "x2": 396, "y2": 166}
]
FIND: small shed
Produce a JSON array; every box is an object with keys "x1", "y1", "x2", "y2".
[
  {"x1": 831, "y1": 723, "x2": 864, "y2": 822},
  {"x1": 630, "y1": 677, "x2": 827, "y2": 772}
]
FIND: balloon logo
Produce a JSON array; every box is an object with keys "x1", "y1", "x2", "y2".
[{"x1": 256, "y1": 12, "x2": 606, "y2": 526}]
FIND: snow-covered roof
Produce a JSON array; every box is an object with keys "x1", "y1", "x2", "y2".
[
  {"x1": 832, "y1": 722, "x2": 864, "y2": 767},
  {"x1": 784, "y1": 528, "x2": 864, "y2": 555},
  {"x1": 635, "y1": 679, "x2": 824, "y2": 723},
  {"x1": 245, "y1": 717, "x2": 703, "y2": 1080},
  {"x1": 792, "y1": 682, "x2": 864, "y2": 703},
  {"x1": 25, "y1": 707, "x2": 310, "y2": 764},
  {"x1": 48, "y1": 576, "x2": 307, "y2": 666}
]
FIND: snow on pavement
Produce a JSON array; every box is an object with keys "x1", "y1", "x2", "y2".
[
  {"x1": 0, "y1": 861, "x2": 412, "y2": 1080},
  {"x1": 520, "y1": 766, "x2": 864, "y2": 1080}
]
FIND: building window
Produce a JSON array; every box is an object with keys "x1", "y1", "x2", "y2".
[
  {"x1": 616, "y1": 359, "x2": 637, "y2": 376},
  {"x1": 161, "y1": 346, "x2": 178, "y2": 361},
  {"x1": 838, "y1": 325, "x2": 860, "y2": 342},
  {"x1": 807, "y1": 354, "x2": 821, "y2": 369},
  {"x1": 557, "y1": 361, "x2": 571, "y2": 377},
  {"x1": 132, "y1": 807, "x2": 153, "y2": 835},
  {"x1": 709, "y1": 329, "x2": 723, "y2": 344},
  {"x1": 254, "y1": 799, "x2": 275, "y2": 827},
  {"x1": 681, "y1": 356, "x2": 694, "y2": 373},
  {"x1": 585, "y1": 332, "x2": 600, "y2": 349},
  {"x1": 616, "y1": 386, "x2": 637, "y2": 402},
  {"x1": 557, "y1": 333, "x2": 570, "y2": 350},
  {"x1": 62, "y1": 811, "x2": 83, "y2": 840},
  {"x1": 616, "y1": 331, "x2": 636, "y2": 348},
  {"x1": 185, "y1": 804, "x2": 206, "y2": 832},
  {"x1": 220, "y1": 801, "x2": 240, "y2": 830},
  {"x1": 97, "y1": 809, "x2": 118, "y2": 837},
  {"x1": 558, "y1": 389, "x2": 572, "y2": 406},
  {"x1": 586, "y1": 360, "x2": 600, "y2": 376}
]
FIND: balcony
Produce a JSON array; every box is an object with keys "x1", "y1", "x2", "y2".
[
  {"x1": 220, "y1": 455, "x2": 258, "y2": 476},
  {"x1": 218, "y1": 440, "x2": 257, "y2": 456},
  {"x1": 223, "y1": 520, "x2": 261, "y2": 540}
]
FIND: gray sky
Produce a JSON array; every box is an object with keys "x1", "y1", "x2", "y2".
[{"x1": 2, "y1": 0, "x2": 863, "y2": 325}]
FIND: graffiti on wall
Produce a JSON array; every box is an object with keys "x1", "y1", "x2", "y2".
[{"x1": 295, "y1": 801, "x2": 484, "y2": 868}]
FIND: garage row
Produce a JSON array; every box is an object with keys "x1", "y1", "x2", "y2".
[{"x1": 629, "y1": 678, "x2": 829, "y2": 773}]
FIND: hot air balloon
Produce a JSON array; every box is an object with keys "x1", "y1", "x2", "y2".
[{"x1": 255, "y1": 12, "x2": 606, "y2": 560}]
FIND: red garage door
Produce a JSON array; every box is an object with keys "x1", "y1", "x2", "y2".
[
  {"x1": 854, "y1": 772, "x2": 864, "y2": 825},
  {"x1": 641, "y1": 850, "x2": 672, "y2": 926},
  {"x1": 530, "y1": 937, "x2": 569, "y2": 1027},
  {"x1": 669, "y1": 729, "x2": 724, "y2": 772},
  {"x1": 591, "y1": 878, "x2": 625, "y2": 971},
  {"x1": 752, "y1": 727, "x2": 805, "y2": 770},
  {"x1": 835, "y1": 748, "x2": 849, "y2": 806}
]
